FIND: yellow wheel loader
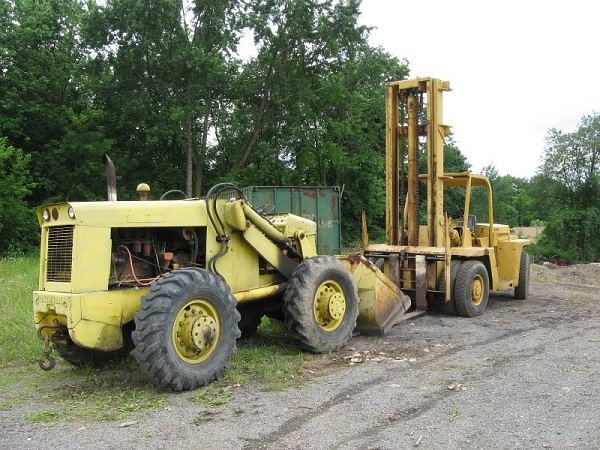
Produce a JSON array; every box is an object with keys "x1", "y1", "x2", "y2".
[
  {"x1": 33, "y1": 159, "x2": 409, "y2": 390},
  {"x1": 363, "y1": 77, "x2": 531, "y2": 317}
]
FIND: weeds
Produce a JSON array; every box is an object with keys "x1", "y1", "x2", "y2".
[
  {"x1": 190, "y1": 387, "x2": 232, "y2": 407},
  {"x1": 448, "y1": 407, "x2": 462, "y2": 418},
  {"x1": 0, "y1": 255, "x2": 318, "y2": 424}
]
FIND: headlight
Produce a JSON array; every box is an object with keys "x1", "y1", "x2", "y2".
[
  {"x1": 68, "y1": 207, "x2": 75, "y2": 219},
  {"x1": 42, "y1": 209, "x2": 50, "y2": 221}
]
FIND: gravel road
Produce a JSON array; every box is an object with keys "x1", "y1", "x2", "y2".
[{"x1": 3, "y1": 265, "x2": 599, "y2": 449}]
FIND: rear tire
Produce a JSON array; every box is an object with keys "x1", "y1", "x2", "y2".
[
  {"x1": 132, "y1": 268, "x2": 240, "y2": 391},
  {"x1": 55, "y1": 341, "x2": 122, "y2": 367},
  {"x1": 55, "y1": 322, "x2": 134, "y2": 367},
  {"x1": 236, "y1": 303, "x2": 263, "y2": 338},
  {"x1": 454, "y1": 260, "x2": 489, "y2": 318},
  {"x1": 514, "y1": 251, "x2": 530, "y2": 300},
  {"x1": 283, "y1": 256, "x2": 359, "y2": 353}
]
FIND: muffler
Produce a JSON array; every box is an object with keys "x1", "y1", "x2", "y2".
[{"x1": 102, "y1": 154, "x2": 117, "y2": 201}]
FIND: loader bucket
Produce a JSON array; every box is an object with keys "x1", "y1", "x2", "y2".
[{"x1": 339, "y1": 254, "x2": 411, "y2": 335}]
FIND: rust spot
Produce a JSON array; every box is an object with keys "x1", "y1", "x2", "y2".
[
  {"x1": 319, "y1": 190, "x2": 325, "y2": 197},
  {"x1": 303, "y1": 191, "x2": 317, "y2": 199},
  {"x1": 331, "y1": 195, "x2": 338, "y2": 219}
]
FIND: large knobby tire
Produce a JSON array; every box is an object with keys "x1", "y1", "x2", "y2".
[
  {"x1": 514, "y1": 250, "x2": 530, "y2": 300},
  {"x1": 131, "y1": 268, "x2": 240, "y2": 391},
  {"x1": 283, "y1": 256, "x2": 359, "y2": 353},
  {"x1": 437, "y1": 260, "x2": 463, "y2": 316},
  {"x1": 236, "y1": 303, "x2": 264, "y2": 339},
  {"x1": 454, "y1": 260, "x2": 489, "y2": 318},
  {"x1": 55, "y1": 322, "x2": 134, "y2": 367}
]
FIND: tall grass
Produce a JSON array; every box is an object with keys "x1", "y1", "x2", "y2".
[{"x1": 0, "y1": 252, "x2": 40, "y2": 364}]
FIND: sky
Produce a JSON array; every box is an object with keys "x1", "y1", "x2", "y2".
[{"x1": 359, "y1": 0, "x2": 600, "y2": 178}]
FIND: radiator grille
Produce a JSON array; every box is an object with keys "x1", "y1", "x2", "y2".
[{"x1": 46, "y1": 226, "x2": 74, "y2": 283}]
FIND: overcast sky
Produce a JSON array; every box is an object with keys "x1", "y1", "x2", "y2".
[{"x1": 359, "y1": 0, "x2": 600, "y2": 178}]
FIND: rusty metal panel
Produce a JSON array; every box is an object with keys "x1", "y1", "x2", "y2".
[{"x1": 242, "y1": 186, "x2": 341, "y2": 255}]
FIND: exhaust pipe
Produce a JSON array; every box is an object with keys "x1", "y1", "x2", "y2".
[{"x1": 102, "y1": 154, "x2": 117, "y2": 201}]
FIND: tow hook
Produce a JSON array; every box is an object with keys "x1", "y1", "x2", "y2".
[{"x1": 36, "y1": 322, "x2": 62, "y2": 371}]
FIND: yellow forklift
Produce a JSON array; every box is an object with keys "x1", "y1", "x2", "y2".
[{"x1": 362, "y1": 78, "x2": 530, "y2": 317}]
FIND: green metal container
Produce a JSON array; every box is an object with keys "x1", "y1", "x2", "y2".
[{"x1": 242, "y1": 186, "x2": 341, "y2": 255}]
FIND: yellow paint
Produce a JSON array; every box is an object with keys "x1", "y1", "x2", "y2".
[
  {"x1": 339, "y1": 255, "x2": 411, "y2": 335},
  {"x1": 313, "y1": 280, "x2": 346, "y2": 332},
  {"x1": 375, "y1": 78, "x2": 531, "y2": 303},
  {"x1": 470, "y1": 274, "x2": 485, "y2": 306},
  {"x1": 33, "y1": 288, "x2": 147, "y2": 351},
  {"x1": 172, "y1": 299, "x2": 220, "y2": 364},
  {"x1": 33, "y1": 196, "x2": 322, "y2": 353}
]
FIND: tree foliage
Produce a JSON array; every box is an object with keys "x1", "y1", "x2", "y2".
[
  {"x1": 0, "y1": 138, "x2": 37, "y2": 253},
  {"x1": 531, "y1": 113, "x2": 600, "y2": 261},
  {"x1": 3, "y1": 0, "x2": 596, "y2": 261},
  {"x1": 0, "y1": 0, "x2": 411, "y2": 251}
]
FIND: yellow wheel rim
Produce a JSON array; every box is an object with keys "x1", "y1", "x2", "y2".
[
  {"x1": 313, "y1": 280, "x2": 346, "y2": 332},
  {"x1": 172, "y1": 299, "x2": 220, "y2": 364},
  {"x1": 471, "y1": 274, "x2": 484, "y2": 306}
]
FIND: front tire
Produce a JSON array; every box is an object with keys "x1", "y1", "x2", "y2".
[
  {"x1": 131, "y1": 268, "x2": 240, "y2": 391},
  {"x1": 437, "y1": 260, "x2": 463, "y2": 315},
  {"x1": 283, "y1": 256, "x2": 359, "y2": 353},
  {"x1": 454, "y1": 260, "x2": 489, "y2": 318},
  {"x1": 514, "y1": 251, "x2": 530, "y2": 299}
]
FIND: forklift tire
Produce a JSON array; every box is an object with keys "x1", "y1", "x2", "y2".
[
  {"x1": 283, "y1": 256, "x2": 359, "y2": 353},
  {"x1": 131, "y1": 268, "x2": 240, "y2": 391},
  {"x1": 236, "y1": 303, "x2": 264, "y2": 339},
  {"x1": 454, "y1": 260, "x2": 489, "y2": 318},
  {"x1": 55, "y1": 322, "x2": 134, "y2": 367},
  {"x1": 514, "y1": 251, "x2": 530, "y2": 300},
  {"x1": 437, "y1": 260, "x2": 463, "y2": 315}
]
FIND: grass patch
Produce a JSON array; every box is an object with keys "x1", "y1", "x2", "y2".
[
  {"x1": 223, "y1": 317, "x2": 307, "y2": 390},
  {"x1": 190, "y1": 387, "x2": 232, "y2": 407},
  {"x1": 29, "y1": 409, "x2": 65, "y2": 424},
  {"x1": 0, "y1": 253, "x2": 318, "y2": 422},
  {"x1": 0, "y1": 252, "x2": 40, "y2": 363},
  {"x1": 43, "y1": 361, "x2": 166, "y2": 421}
]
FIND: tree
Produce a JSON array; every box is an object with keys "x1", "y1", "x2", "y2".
[
  {"x1": 0, "y1": 138, "x2": 36, "y2": 253},
  {"x1": 83, "y1": 0, "x2": 241, "y2": 197},
  {"x1": 533, "y1": 113, "x2": 600, "y2": 261},
  {"x1": 211, "y1": 0, "x2": 409, "y2": 239},
  {"x1": 0, "y1": 0, "x2": 102, "y2": 204},
  {"x1": 541, "y1": 114, "x2": 600, "y2": 209}
]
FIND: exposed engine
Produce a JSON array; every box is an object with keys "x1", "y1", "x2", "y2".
[{"x1": 108, "y1": 227, "x2": 206, "y2": 288}]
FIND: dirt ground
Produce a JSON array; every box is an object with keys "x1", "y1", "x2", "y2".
[{"x1": 2, "y1": 263, "x2": 600, "y2": 449}]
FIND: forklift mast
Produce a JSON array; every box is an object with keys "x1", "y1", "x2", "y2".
[{"x1": 385, "y1": 78, "x2": 451, "y2": 247}]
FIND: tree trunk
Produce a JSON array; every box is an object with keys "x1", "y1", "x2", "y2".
[
  {"x1": 195, "y1": 93, "x2": 213, "y2": 197},
  {"x1": 236, "y1": 62, "x2": 275, "y2": 169},
  {"x1": 237, "y1": 94, "x2": 271, "y2": 169}
]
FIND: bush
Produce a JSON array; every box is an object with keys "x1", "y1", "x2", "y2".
[
  {"x1": 534, "y1": 208, "x2": 600, "y2": 262},
  {"x1": 0, "y1": 138, "x2": 38, "y2": 255}
]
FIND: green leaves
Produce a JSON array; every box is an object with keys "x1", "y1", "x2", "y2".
[
  {"x1": 532, "y1": 113, "x2": 600, "y2": 262},
  {"x1": 0, "y1": 138, "x2": 36, "y2": 253},
  {"x1": 0, "y1": 1, "x2": 406, "y2": 251}
]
